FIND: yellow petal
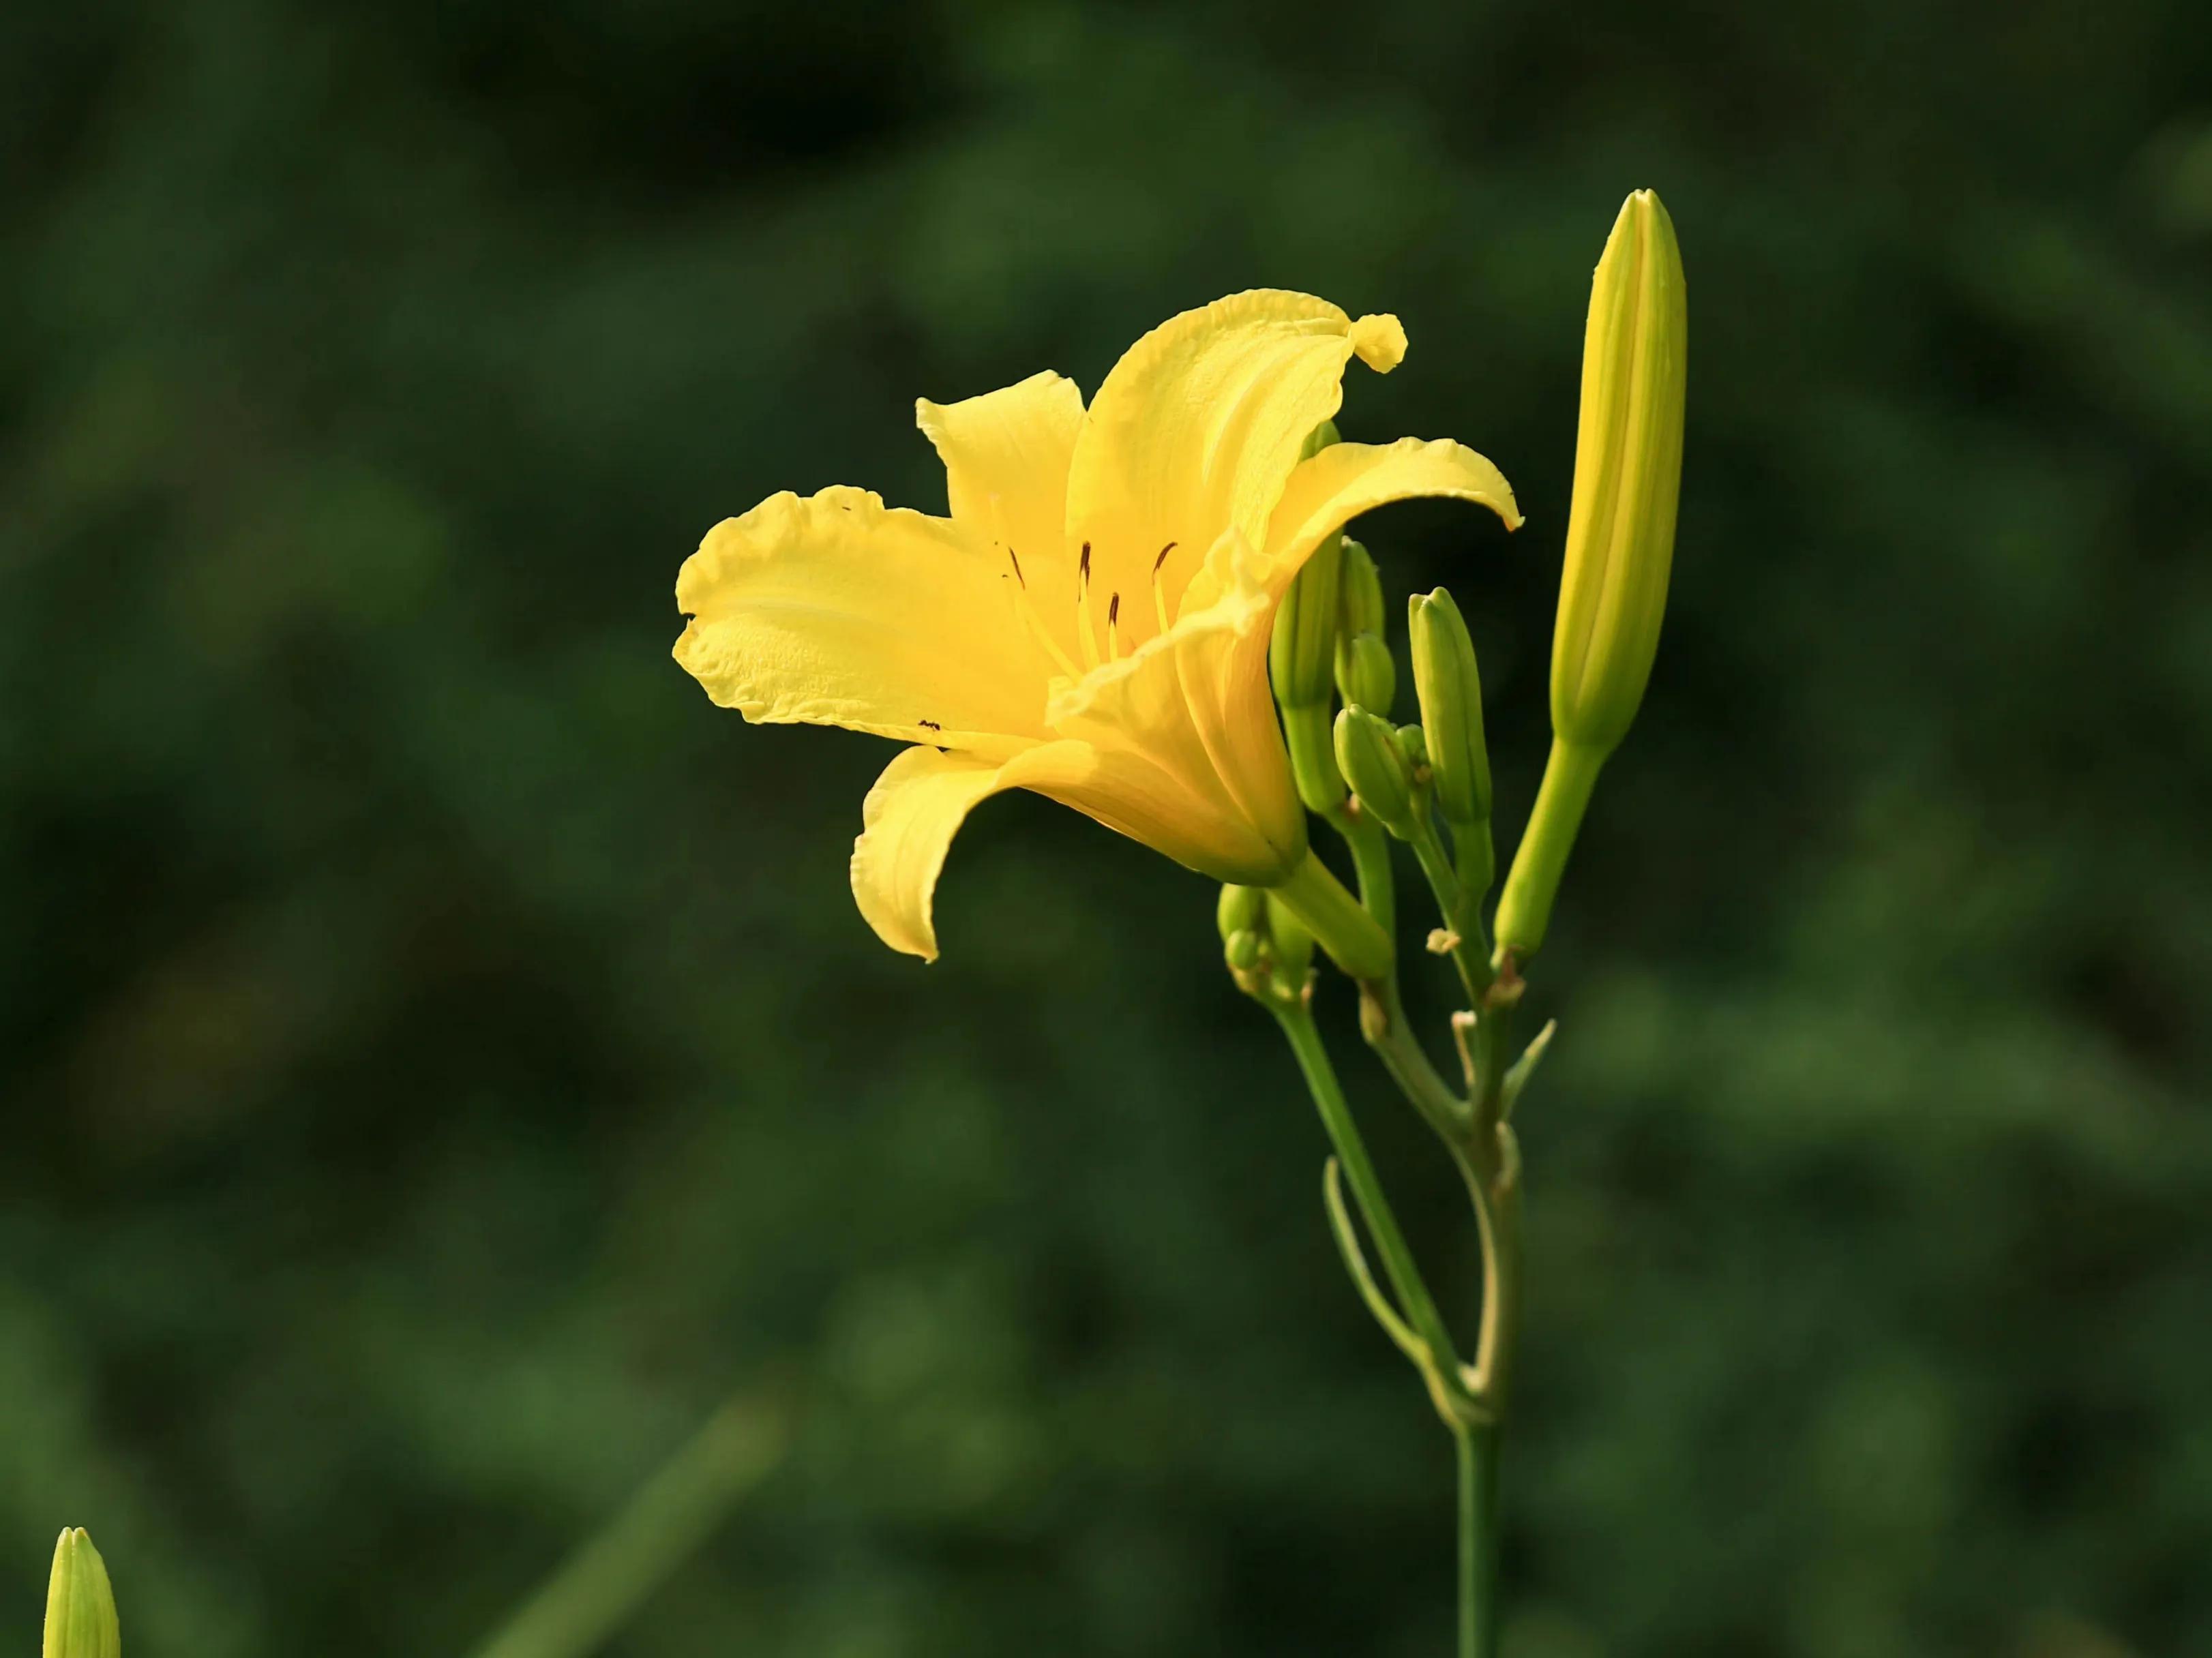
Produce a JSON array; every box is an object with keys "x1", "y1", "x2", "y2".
[
  {"x1": 850, "y1": 740, "x2": 1098, "y2": 960},
  {"x1": 916, "y1": 372, "x2": 1087, "y2": 662},
  {"x1": 1045, "y1": 532, "x2": 1305, "y2": 884},
  {"x1": 1262, "y1": 438, "x2": 1522, "y2": 583},
  {"x1": 1349, "y1": 313, "x2": 1407, "y2": 371},
  {"x1": 674, "y1": 486, "x2": 1053, "y2": 760},
  {"x1": 1065, "y1": 291, "x2": 1405, "y2": 645}
]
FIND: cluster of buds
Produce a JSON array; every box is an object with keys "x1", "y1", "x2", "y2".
[
  {"x1": 1218, "y1": 881, "x2": 1318, "y2": 1008},
  {"x1": 1261, "y1": 188, "x2": 1686, "y2": 974}
]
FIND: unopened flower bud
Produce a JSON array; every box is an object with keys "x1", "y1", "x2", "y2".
[
  {"x1": 1498, "y1": 189, "x2": 1687, "y2": 961},
  {"x1": 1270, "y1": 535, "x2": 1345, "y2": 711},
  {"x1": 1394, "y1": 723, "x2": 1428, "y2": 774},
  {"x1": 1217, "y1": 883, "x2": 1266, "y2": 944},
  {"x1": 1408, "y1": 588, "x2": 1491, "y2": 828},
  {"x1": 1223, "y1": 929, "x2": 1264, "y2": 974},
  {"x1": 1263, "y1": 893, "x2": 1315, "y2": 984},
  {"x1": 1270, "y1": 532, "x2": 1351, "y2": 814},
  {"x1": 1337, "y1": 632, "x2": 1395, "y2": 717},
  {"x1": 1551, "y1": 187, "x2": 1686, "y2": 757},
  {"x1": 44, "y1": 1529, "x2": 120, "y2": 1658},
  {"x1": 1336, "y1": 537, "x2": 1384, "y2": 637},
  {"x1": 1334, "y1": 705, "x2": 1414, "y2": 836}
]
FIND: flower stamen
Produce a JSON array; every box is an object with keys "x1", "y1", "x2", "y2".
[
  {"x1": 1107, "y1": 592, "x2": 1122, "y2": 661},
  {"x1": 1151, "y1": 542, "x2": 1178, "y2": 634},
  {"x1": 1075, "y1": 542, "x2": 1102, "y2": 669},
  {"x1": 1004, "y1": 546, "x2": 1082, "y2": 679}
]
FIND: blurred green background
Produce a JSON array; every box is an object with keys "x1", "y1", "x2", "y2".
[{"x1": 5, "y1": 1, "x2": 2209, "y2": 1654}]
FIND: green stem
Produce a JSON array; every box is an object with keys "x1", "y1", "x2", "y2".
[
  {"x1": 1270, "y1": 1004, "x2": 1471, "y2": 1418},
  {"x1": 1456, "y1": 1421, "x2": 1502, "y2": 1658},
  {"x1": 1465, "y1": 1143, "x2": 1521, "y2": 1404},
  {"x1": 1302, "y1": 790, "x2": 1520, "y2": 1648},
  {"x1": 1328, "y1": 802, "x2": 1396, "y2": 938},
  {"x1": 1406, "y1": 809, "x2": 1493, "y2": 1007},
  {"x1": 1364, "y1": 977, "x2": 1474, "y2": 1141},
  {"x1": 1272, "y1": 847, "x2": 1393, "y2": 982},
  {"x1": 1321, "y1": 807, "x2": 1473, "y2": 1149},
  {"x1": 1493, "y1": 738, "x2": 1605, "y2": 960}
]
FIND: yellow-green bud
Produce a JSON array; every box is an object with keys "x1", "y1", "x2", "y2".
[
  {"x1": 1271, "y1": 532, "x2": 1351, "y2": 814},
  {"x1": 1217, "y1": 883, "x2": 1266, "y2": 944},
  {"x1": 1334, "y1": 706, "x2": 1414, "y2": 836},
  {"x1": 1333, "y1": 541, "x2": 1394, "y2": 711},
  {"x1": 1394, "y1": 723, "x2": 1428, "y2": 773},
  {"x1": 1497, "y1": 189, "x2": 1686, "y2": 961},
  {"x1": 1407, "y1": 588, "x2": 1491, "y2": 827},
  {"x1": 1270, "y1": 429, "x2": 1351, "y2": 817},
  {"x1": 44, "y1": 1529, "x2": 119, "y2": 1658},
  {"x1": 1551, "y1": 187, "x2": 1686, "y2": 757},
  {"x1": 1270, "y1": 535, "x2": 1345, "y2": 710},
  {"x1": 1220, "y1": 878, "x2": 1325, "y2": 1000},
  {"x1": 1263, "y1": 893, "x2": 1315, "y2": 983},
  {"x1": 1336, "y1": 537, "x2": 1384, "y2": 637},
  {"x1": 1337, "y1": 632, "x2": 1395, "y2": 716},
  {"x1": 1223, "y1": 929, "x2": 1264, "y2": 974}
]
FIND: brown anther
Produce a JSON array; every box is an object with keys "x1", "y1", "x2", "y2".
[
  {"x1": 1153, "y1": 541, "x2": 1176, "y2": 573},
  {"x1": 1079, "y1": 542, "x2": 1092, "y2": 584},
  {"x1": 1006, "y1": 547, "x2": 1026, "y2": 588}
]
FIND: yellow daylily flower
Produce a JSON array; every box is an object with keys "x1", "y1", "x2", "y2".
[{"x1": 674, "y1": 291, "x2": 1521, "y2": 961}]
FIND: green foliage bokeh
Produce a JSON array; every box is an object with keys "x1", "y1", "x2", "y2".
[{"x1": 4, "y1": 2, "x2": 2209, "y2": 1654}]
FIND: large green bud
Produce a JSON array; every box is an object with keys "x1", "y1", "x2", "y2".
[
  {"x1": 44, "y1": 1529, "x2": 120, "y2": 1658},
  {"x1": 1497, "y1": 188, "x2": 1687, "y2": 960},
  {"x1": 1551, "y1": 187, "x2": 1686, "y2": 755}
]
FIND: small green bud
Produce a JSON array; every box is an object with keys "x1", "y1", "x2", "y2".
[
  {"x1": 1270, "y1": 440, "x2": 1353, "y2": 816},
  {"x1": 1270, "y1": 528, "x2": 1351, "y2": 815},
  {"x1": 1263, "y1": 894, "x2": 1315, "y2": 984},
  {"x1": 1217, "y1": 883, "x2": 1266, "y2": 944},
  {"x1": 1270, "y1": 534, "x2": 1346, "y2": 710},
  {"x1": 1337, "y1": 632, "x2": 1395, "y2": 716},
  {"x1": 1394, "y1": 723, "x2": 1428, "y2": 773},
  {"x1": 1407, "y1": 588, "x2": 1491, "y2": 827},
  {"x1": 1551, "y1": 187, "x2": 1686, "y2": 758},
  {"x1": 1334, "y1": 706, "x2": 1414, "y2": 836},
  {"x1": 1223, "y1": 929, "x2": 1264, "y2": 974},
  {"x1": 44, "y1": 1529, "x2": 119, "y2": 1658},
  {"x1": 1336, "y1": 537, "x2": 1384, "y2": 637}
]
